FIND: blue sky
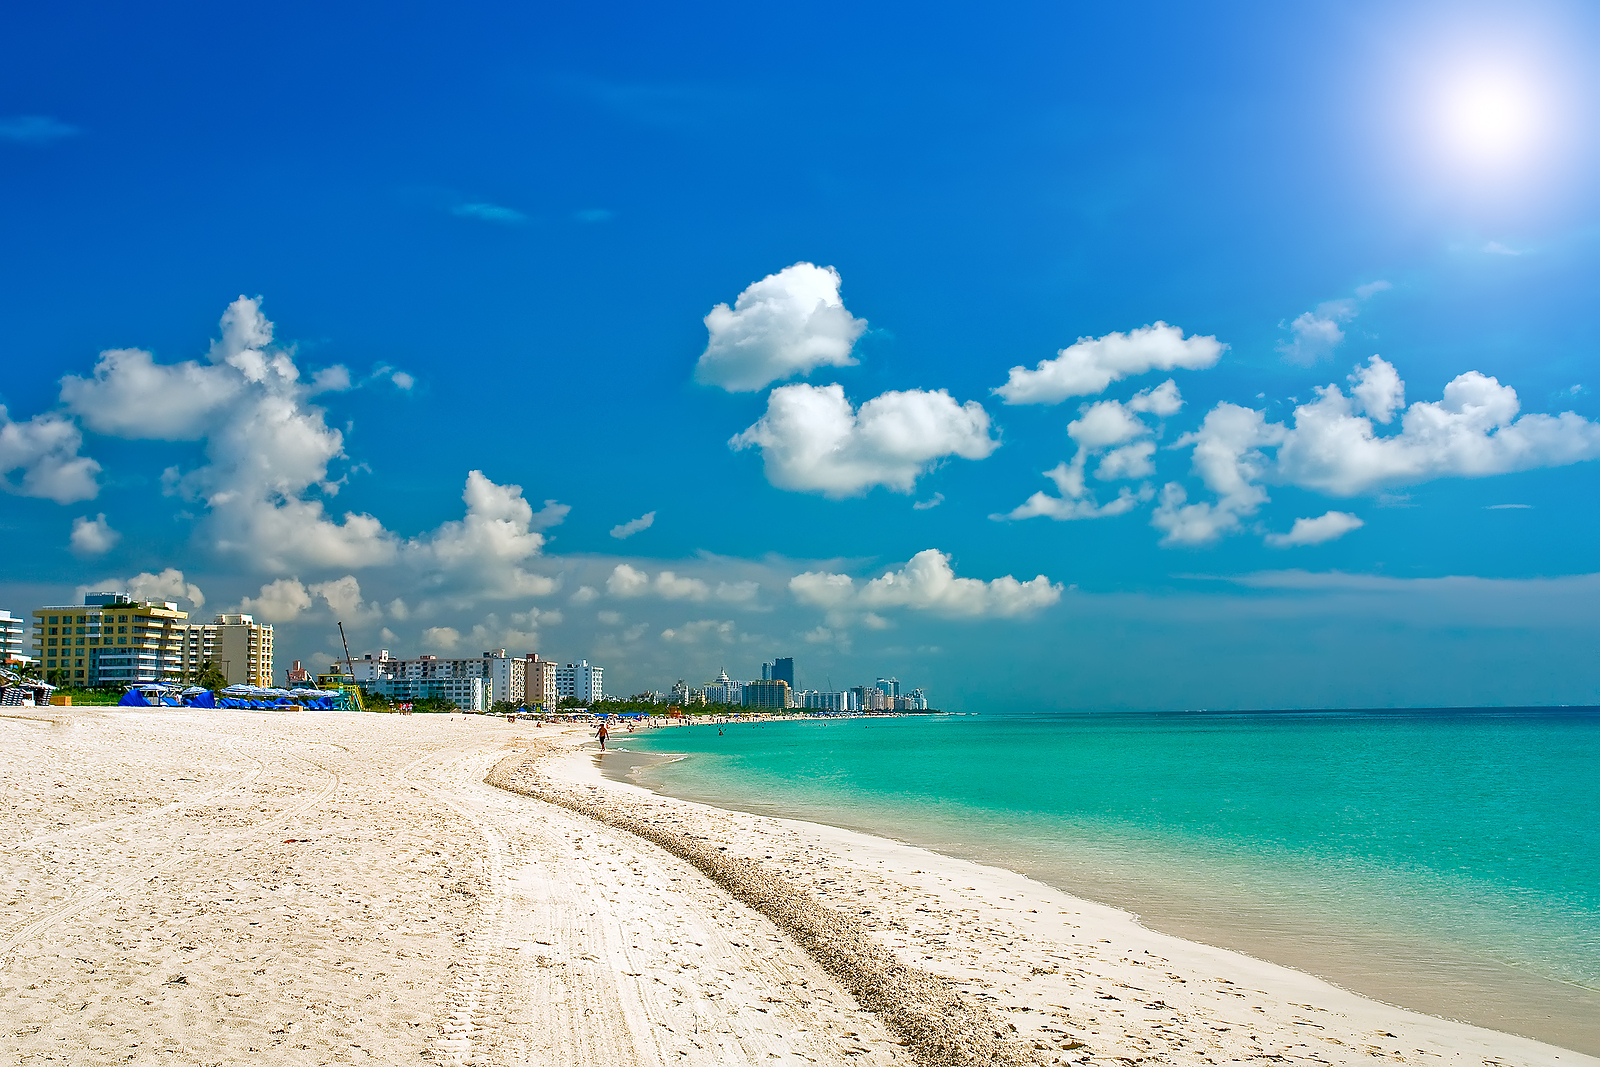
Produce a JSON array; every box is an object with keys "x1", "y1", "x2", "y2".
[{"x1": 3, "y1": 0, "x2": 1598, "y2": 708}]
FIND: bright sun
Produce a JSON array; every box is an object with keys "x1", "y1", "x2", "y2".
[{"x1": 1438, "y1": 70, "x2": 1543, "y2": 164}]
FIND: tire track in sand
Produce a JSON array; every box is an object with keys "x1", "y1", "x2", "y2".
[
  {"x1": 405, "y1": 743, "x2": 905, "y2": 1067},
  {"x1": 6, "y1": 741, "x2": 268, "y2": 852},
  {"x1": 0, "y1": 749, "x2": 343, "y2": 958}
]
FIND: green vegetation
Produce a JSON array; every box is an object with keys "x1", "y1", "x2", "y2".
[
  {"x1": 358, "y1": 687, "x2": 461, "y2": 713},
  {"x1": 42, "y1": 686, "x2": 122, "y2": 706},
  {"x1": 360, "y1": 688, "x2": 395, "y2": 712},
  {"x1": 187, "y1": 661, "x2": 229, "y2": 691}
]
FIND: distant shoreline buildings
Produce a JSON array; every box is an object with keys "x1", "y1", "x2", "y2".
[
  {"x1": 1, "y1": 596, "x2": 930, "y2": 716},
  {"x1": 669, "y1": 659, "x2": 928, "y2": 713},
  {"x1": 353, "y1": 648, "x2": 603, "y2": 711}
]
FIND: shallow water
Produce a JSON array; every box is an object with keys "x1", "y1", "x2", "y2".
[{"x1": 610, "y1": 709, "x2": 1600, "y2": 1055}]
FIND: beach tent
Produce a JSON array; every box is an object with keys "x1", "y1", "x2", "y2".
[{"x1": 118, "y1": 684, "x2": 185, "y2": 707}]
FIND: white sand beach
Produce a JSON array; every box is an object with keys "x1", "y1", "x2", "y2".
[{"x1": 1, "y1": 708, "x2": 1594, "y2": 1067}]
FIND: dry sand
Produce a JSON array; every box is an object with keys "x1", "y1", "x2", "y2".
[{"x1": 1, "y1": 708, "x2": 1594, "y2": 1067}]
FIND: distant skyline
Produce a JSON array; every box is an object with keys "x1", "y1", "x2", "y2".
[{"x1": 2, "y1": 0, "x2": 1598, "y2": 709}]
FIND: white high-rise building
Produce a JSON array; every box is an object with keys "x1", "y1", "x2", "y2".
[
  {"x1": 554, "y1": 660, "x2": 604, "y2": 704},
  {"x1": 805, "y1": 690, "x2": 857, "y2": 712},
  {"x1": 355, "y1": 648, "x2": 518, "y2": 709},
  {"x1": 703, "y1": 669, "x2": 742, "y2": 705},
  {"x1": 0, "y1": 610, "x2": 28, "y2": 667}
]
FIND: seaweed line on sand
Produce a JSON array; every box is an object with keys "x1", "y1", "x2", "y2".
[{"x1": 485, "y1": 749, "x2": 1047, "y2": 1067}]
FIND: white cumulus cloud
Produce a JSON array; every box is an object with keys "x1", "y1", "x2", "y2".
[
  {"x1": 694, "y1": 263, "x2": 868, "y2": 392},
  {"x1": 790, "y1": 549, "x2": 1062, "y2": 620},
  {"x1": 422, "y1": 626, "x2": 462, "y2": 651},
  {"x1": 1153, "y1": 357, "x2": 1600, "y2": 547},
  {"x1": 606, "y1": 563, "x2": 729, "y2": 602},
  {"x1": 308, "y1": 575, "x2": 378, "y2": 620},
  {"x1": 994, "y1": 324, "x2": 1222, "y2": 405},
  {"x1": 998, "y1": 380, "x2": 1177, "y2": 522},
  {"x1": 240, "y1": 578, "x2": 314, "y2": 622},
  {"x1": 1264, "y1": 511, "x2": 1365, "y2": 548},
  {"x1": 610, "y1": 511, "x2": 656, "y2": 539},
  {"x1": 1278, "y1": 301, "x2": 1356, "y2": 365},
  {"x1": 1067, "y1": 400, "x2": 1150, "y2": 450},
  {"x1": 0, "y1": 407, "x2": 101, "y2": 503},
  {"x1": 655, "y1": 571, "x2": 710, "y2": 600},
  {"x1": 1277, "y1": 283, "x2": 1388, "y2": 366},
  {"x1": 607, "y1": 564, "x2": 650, "y2": 597},
  {"x1": 660, "y1": 619, "x2": 735, "y2": 644},
  {"x1": 996, "y1": 455, "x2": 1151, "y2": 522},
  {"x1": 1274, "y1": 359, "x2": 1600, "y2": 496},
  {"x1": 61, "y1": 296, "x2": 398, "y2": 571},
  {"x1": 404, "y1": 471, "x2": 561, "y2": 599},
  {"x1": 1151, "y1": 403, "x2": 1284, "y2": 545},
  {"x1": 82, "y1": 568, "x2": 206, "y2": 609},
  {"x1": 70, "y1": 513, "x2": 120, "y2": 556},
  {"x1": 1096, "y1": 441, "x2": 1157, "y2": 481},
  {"x1": 730, "y1": 383, "x2": 998, "y2": 497},
  {"x1": 61, "y1": 347, "x2": 243, "y2": 439}
]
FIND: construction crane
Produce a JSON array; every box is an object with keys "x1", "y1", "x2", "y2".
[{"x1": 310, "y1": 621, "x2": 365, "y2": 712}]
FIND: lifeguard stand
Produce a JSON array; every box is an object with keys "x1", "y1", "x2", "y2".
[{"x1": 315, "y1": 667, "x2": 366, "y2": 712}]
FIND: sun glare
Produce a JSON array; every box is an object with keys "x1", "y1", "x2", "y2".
[{"x1": 1437, "y1": 69, "x2": 1544, "y2": 165}]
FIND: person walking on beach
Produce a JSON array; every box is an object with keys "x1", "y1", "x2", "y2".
[{"x1": 597, "y1": 722, "x2": 609, "y2": 751}]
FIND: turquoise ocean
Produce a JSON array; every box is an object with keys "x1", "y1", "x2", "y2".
[{"x1": 609, "y1": 709, "x2": 1600, "y2": 1054}]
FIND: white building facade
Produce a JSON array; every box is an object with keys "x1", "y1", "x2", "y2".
[
  {"x1": 703, "y1": 669, "x2": 741, "y2": 705},
  {"x1": 0, "y1": 610, "x2": 27, "y2": 666},
  {"x1": 554, "y1": 660, "x2": 603, "y2": 704},
  {"x1": 356, "y1": 649, "x2": 518, "y2": 709},
  {"x1": 804, "y1": 690, "x2": 859, "y2": 712}
]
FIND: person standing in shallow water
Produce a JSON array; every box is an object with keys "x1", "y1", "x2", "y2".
[{"x1": 597, "y1": 722, "x2": 609, "y2": 750}]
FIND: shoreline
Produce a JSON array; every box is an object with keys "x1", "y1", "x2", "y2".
[
  {"x1": 566, "y1": 733, "x2": 1600, "y2": 1065},
  {"x1": 6, "y1": 708, "x2": 1595, "y2": 1067},
  {"x1": 487, "y1": 743, "x2": 1041, "y2": 1067}
]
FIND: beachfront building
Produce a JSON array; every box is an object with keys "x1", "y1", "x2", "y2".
[
  {"x1": 876, "y1": 677, "x2": 900, "y2": 699},
  {"x1": 0, "y1": 610, "x2": 28, "y2": 668},
  {"x1": 759, "y1": 657, "x2": 795, "y2": 687},
  {"x1": 178, "y1": 613, "x2": 275, "y2": 687},
  {"x1": 285, "y1": 660, "x2": 314, "y2": 686},
  {"x1": 355, "y1": 648, "x2": 518, "y2": 708},
  {"x1": 703, "y1": 669, "x2": 741, "y2": 705},
  {"x1": 32, "y1": 593, "x2": 191, "y2": 687},
  {"x1": 508, "y1": 656, "x2": 526, "y2": 703},
  {"x1": 524, "y1": 653, "x2": 559, "y2": 708},
  {"x1": 851, "y1": 685, "x2": 889, "y2": 710},
  {"x1": 554, "y1": 659, "x2": 604, "y2": 704},
  {"x1": 743, "y1": 679, "x2": 789, "y2": 709},
  {"x1": 31, "y1": 594, "x2": 276, "y2": 689},
  {"x1": 803, "y1": 690, "x2": 858, "y2": 712},
  {"x1": 371, "y1": 674, "x2": 487, "y2": 711},
  {"x1": 667, "y1": 679, "x2": 706, "y2": 706}
]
